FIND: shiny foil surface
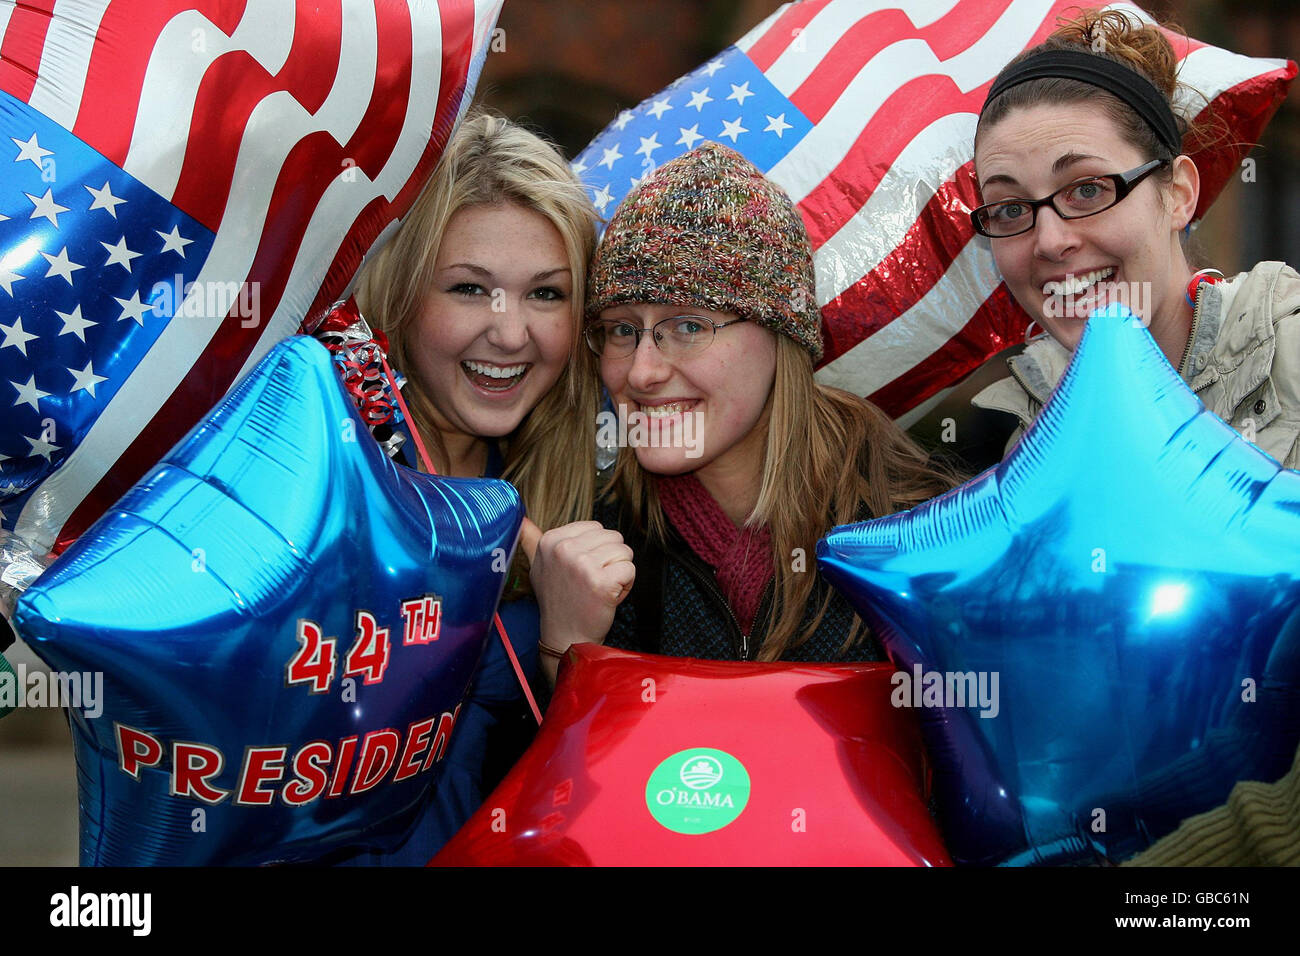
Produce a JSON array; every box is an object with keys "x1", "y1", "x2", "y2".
[
  {"x1": 434, "y1": 644, "x2": 952, "y2": 866},
  {"x1": 819, "y1": 305, "x2": 1300, "y2": 865},
  {"x1": 14, "y1": 336, "x2": 524, "y2": 865}
]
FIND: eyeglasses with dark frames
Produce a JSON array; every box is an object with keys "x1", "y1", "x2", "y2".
[
  {"x1": 584, "y1": 314, "x2": 748, "y2": 359},
  {"x1": 970, "y1": 158, "x2": 1169, "y2": 239}
]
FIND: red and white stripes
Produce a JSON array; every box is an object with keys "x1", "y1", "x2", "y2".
[{"x1": 2, "y1": 0, "x2": 502, "y2": 552}]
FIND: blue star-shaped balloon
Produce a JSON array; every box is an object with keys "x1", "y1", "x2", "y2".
[
  {"x1": 818, "y1": 304, "x2": 1300, "y2": 866},
  {"x1": 14, "y1": 336, "x2": 523, "y2": 865}
]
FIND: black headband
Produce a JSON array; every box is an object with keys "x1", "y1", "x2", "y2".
[{"x1": 983, "y1": 48, "x2": 1182, "y2": 155}]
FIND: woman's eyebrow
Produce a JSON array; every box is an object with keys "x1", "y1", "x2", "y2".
[
  {"x1": 980, "y1": 152, "x2": 1107, "y2": 191},
  {"x1": 440, "y1": 262, "x2": 492, "y2": 277},
  {"x1": 439, "y1": 263, "x2": 571, "y2": 281},
  {"x1": 1052, "y1": 151, "x2": 1104, "y2": 175},
  {"x1": 598, "y1": 310, "x2": 657, "y2": 326},
  {"x1": 980, "y1": 172, "x2": 1020, "y2": 190}
]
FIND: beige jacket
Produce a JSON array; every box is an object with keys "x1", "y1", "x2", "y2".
[{"x1": 971, "y1": 261, "x2": 1300, "y2": 470}]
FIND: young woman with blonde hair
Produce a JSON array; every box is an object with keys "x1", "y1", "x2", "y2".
[
  {"x1": 356, "y1": 109, "x2": 601, "y2": 523},
  {"x1": 341, "y1": 109, "x2": 599, "y2": 863}
]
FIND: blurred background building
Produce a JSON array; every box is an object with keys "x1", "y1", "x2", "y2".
[{"x1": 2, "y1": 0, "x2": 1296, "y2": 866}]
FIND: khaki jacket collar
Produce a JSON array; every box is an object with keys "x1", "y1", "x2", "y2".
[{"x1": 971, "y1": 264, "x2": 1286, "y2": 431}]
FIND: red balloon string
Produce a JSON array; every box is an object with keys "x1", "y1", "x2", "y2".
[{"x1": 380, "y1": 354, "x2": 543, "y2": 727}]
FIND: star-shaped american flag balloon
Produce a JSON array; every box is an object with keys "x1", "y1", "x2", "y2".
[
  {"x1": 0, "y1": 101, "x2": 215, "y2": 512},
  {"x1": 0, "y1": 0, "x2": 505, "y2": 554}
]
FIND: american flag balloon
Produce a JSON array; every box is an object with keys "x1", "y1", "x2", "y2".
[
  {"x1": 574, "y1": 0, "x2": 1296, "y2": 421},
  {"x1": 0, "y1": 0, "x2": 504, "y2": 554}
]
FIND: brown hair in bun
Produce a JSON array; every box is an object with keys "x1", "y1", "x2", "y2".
[{"x1": 976, "y1": 7, "x2": 1223, "y2": 175}]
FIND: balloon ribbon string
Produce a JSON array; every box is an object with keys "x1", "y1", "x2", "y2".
[
  {"x1": 380, "y1": 354, "x2": 437, "y2": 478},
  {"x1": 381, "y1": 356, "x2": 543, "y2": 726},
  {"x1": 493, "y1": 612, "x2": 543, "y2": 725}
]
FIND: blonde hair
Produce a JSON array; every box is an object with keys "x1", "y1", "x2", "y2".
[
  {"x1": 356, "y1": 110, "x2": 600, "y2": 583},
  {"x1": 607, "y1": 334, "x2": 960, "y2": 661}
]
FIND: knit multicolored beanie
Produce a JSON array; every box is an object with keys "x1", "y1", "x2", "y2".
[{"x1": 585, "y1": 142, "x2": 823, "y2": 362}]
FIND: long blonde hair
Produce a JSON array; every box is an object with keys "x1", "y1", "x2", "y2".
[
  {"x1": 356, "y1": 110, "x2": 600, "y2": 562},
  {"x1": 607, "y1": 334, "x2": 960, "y2": 660}
]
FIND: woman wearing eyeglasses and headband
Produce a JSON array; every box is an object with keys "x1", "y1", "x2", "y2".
[
  {"x1": 968, "y1": 8, "x2": 1300, "y2": 469},
  {"x1": 967, "y1": 8, "x2": 1300, "y2": 867},
  {"x1": 523, "y1": 142, "x2": 959, "y2": 683}
]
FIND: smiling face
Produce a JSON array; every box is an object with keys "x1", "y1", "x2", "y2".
[
  {"x1": 598, "y1": 303, "x2": 776, "y2": 486},
  {"x1": 410, "y1": 202, "x2": 573, "y2": 450},
  {"x1": 974, "y1": 102, "x2": 1198, "y2": 358}
]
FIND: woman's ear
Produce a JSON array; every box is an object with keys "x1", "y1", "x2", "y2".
[{"x1": 1167, "y1": 154, "x2": 1200, "y2": 231}]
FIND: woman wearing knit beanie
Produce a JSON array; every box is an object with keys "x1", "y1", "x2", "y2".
[{"x1": 525, "y1": 142, "x2": 959, "y2": 680}]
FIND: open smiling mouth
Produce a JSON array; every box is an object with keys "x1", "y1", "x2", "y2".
[
  {"x1": 461, "y1": 360, "x2": 530, "y2": 392},
  {"x1": 630, "y1": 399, "x2": 700, "y2": 422},
  {"x1": 1041, "y1": 267, "x2": 1116, "y2": 300}
]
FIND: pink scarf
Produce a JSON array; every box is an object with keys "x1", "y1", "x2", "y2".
[{"x1": 657, "y1": 473, "x2": 775, "y2": 636}]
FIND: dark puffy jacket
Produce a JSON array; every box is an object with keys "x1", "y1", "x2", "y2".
[{"x1": 594, "y1": 498, "x2": 884, "y2": 663}]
